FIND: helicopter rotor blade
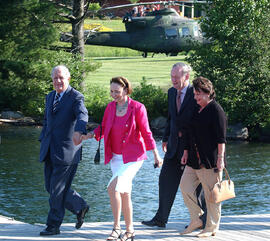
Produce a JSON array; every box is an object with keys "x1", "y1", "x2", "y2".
[
  {"x1": 174, "y1": 1, "x2": 209, "y2": 4},
  {"x1": 98, "y1": 1, "x2": 209, "y2": 12},
  {"x1": 99, "y1": 2, "x2": 164, "y2": 12}
]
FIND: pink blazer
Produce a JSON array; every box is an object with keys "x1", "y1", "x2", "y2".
[{"x1": 94, "y1": 97, "x2": 156, "y2": 165}]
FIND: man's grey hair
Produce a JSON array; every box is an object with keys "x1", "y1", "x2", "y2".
[
  {"x1": 51, "y1": 65, "x2": 71, "y2": 79},
  {"x1": 172, "y1": 62, "x2": 192, "y2": 76}
]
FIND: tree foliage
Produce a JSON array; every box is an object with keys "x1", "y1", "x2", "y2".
[
  {"x1": 89, "y1": 2, "x2": 101, "y2": 11},
  {"x1": 0, "y1": 0, "x2": 99, "y2": 116},
  {"x1": 187, "y1": 0, "x2": 270, "y2": 135}
]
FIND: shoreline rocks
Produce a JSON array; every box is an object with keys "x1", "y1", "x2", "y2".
[
  {"x1": 1, "y1": 111, "x2": 270, "y2": 142},
  {"x1": 150, "y1": 117, "x2": 251, "y2": 141},
  {"x1": 0, "y1": 111, "x2": 38, "y2": 126}
]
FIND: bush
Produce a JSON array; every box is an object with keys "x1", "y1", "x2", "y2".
[
  {"x1": 131, "y1": 79, "x2": 167, "y2": 122},
  {"x1": 85, "y1": 84, "x2": 111, "y2": 123}
]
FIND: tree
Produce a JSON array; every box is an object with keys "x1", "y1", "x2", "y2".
[
  {"x1": 47, "y1": 0, "x2": 101, "y2": 59},
  {"x1": 71, "y1": 0, "x2": 85, "y2": 57},
  {"x1": 187, "y1": 0, "x2": 270, "y2": 136},
  {"x1": 0, "y1": 0, "x2": 99, "y2": 116},
  {"x1": 45, "y1": 0, "x2": 87, "y2": 58}
]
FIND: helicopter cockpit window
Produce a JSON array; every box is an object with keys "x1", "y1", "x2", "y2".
[
  {"x1": 193, "y1": 25, "x2": 199, "y2": 37},
  {"x1": 180, "y1": 27, "x2": 190, "y2": 37},
  {"x1": 165, "y1": 28, "x2": 178, "y2": 38}
]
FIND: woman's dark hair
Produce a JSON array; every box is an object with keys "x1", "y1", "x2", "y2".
[
  {"x1": 193, "y1": 76, "x2": 216, "y2": 99},
  {"x1": 110, "y1": 76, "x2": 133, "y2": 95}
]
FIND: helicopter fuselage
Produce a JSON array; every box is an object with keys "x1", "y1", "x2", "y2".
[{"x1": 83, "y1": 8, "x2": 206, "y2": 56}]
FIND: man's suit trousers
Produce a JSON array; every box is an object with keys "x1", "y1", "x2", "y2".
[{"x1": 44, "y1": 159, "x2": 87, "y2": 228}]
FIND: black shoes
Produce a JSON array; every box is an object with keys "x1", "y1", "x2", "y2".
[
  {"x1": 40, "y1": 226, "x2": 60, "y2": 236},
  {"x1": 75, "y1": 205, "x2": 89, "y2": 229},
  {"x1": 141, "y1": 219, "x2": 166, "y2": 228},
  {"x1": 40, "y1": 205, "x2": 89, "y2": 235}
]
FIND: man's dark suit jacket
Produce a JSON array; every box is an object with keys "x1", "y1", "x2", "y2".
[
  {"x1": 154, "y1": 84, "x2": 206, "y2": 226},
  {"x1": 39, "y1": 85, "x2": 88, "y2": 165},
  {"x1": 162, "y1": 85, "x2": 197, "y2": 160}
]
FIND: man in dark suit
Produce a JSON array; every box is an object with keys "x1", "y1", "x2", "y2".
[
  {"x1": 39, "y1": 65, "x2": 89, "y2": 236},
  {"x1": 142, "y1": 62, "x2": 206, "y2": 228}
]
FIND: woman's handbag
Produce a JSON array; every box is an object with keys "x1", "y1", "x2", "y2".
[
  {"x1": 93, "y1": 125, "x2": 102, "y2": 164},
  {"x1": 209, "y1": 168, "x2": 236, "y2": 203}
]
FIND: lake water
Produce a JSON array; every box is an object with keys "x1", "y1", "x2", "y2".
[{"x1": 0, "y1": 126, "x2": 269, "y2": 225}]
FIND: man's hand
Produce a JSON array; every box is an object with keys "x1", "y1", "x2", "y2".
[
  {"x1": 162, "y1": 142, "x2": 167, "y2": 153},
  {"x1": 73, "y1": 131, "x2": 82, "y2": 146},
  {"x1": 181, "y1": 150, "x2": 188, "y2": 165}
]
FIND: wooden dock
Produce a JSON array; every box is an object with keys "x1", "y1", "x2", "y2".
[{"x1": 0, "y1": 214, "x2": 269, "y2": 240}]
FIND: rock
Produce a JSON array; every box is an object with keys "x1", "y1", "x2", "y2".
[
  {"x1": 151, "y1": 118, "x2": 250, "y2": 141},
  {"x1": 151, "y1": 116, "x2": 167, "y2": 137},
  {"x1": 0, "y1": 111, "x2": 36, "y2": 126},
  {"x1": 0, "y1": 111, "x2": 24, "y2": 119},
  {"x1": 227, "y1": 123, "x2": 248, "y2": 140},
  {"x1": 16, "y1": 117, "x2": 36, "y2": 126}
]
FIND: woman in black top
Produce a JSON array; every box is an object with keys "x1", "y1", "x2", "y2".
[{"x1": 180, "y1": 77, "x2": 227, "y2": 238}]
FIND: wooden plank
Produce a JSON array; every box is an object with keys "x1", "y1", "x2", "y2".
[{"x1": 0, "y1": 214, "x2": 269, "y2": 241}]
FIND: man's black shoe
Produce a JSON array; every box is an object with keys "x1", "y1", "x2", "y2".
[
  {"x1": 40, "y1": 226, "x2": 60, "y2": 236},
  {"x1": 75, "y1": 205, "x2": 89, "y2": 229},
  {"x1": 141, "y1": 219, "x2": 166, "y2": 228}
]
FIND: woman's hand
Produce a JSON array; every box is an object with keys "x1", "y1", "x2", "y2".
[
  {"x1": 80, "y1": 131, "x2": 95, "y2": 141},
  {"x1": 217, "y1": 156, "x2": 225, "y2": 170},
  {"x1": 217, "y1": 143, "x2": 225, "y2": 170},
  {"x1": 181, "y1": 150, "x2": 188, "y2": 165},
  {"x1": 152, "y1": 148, "x2": 163, "y2": 168},
  {"x1": 155, "y1": 154, "x2": 163, "y2": 168}
]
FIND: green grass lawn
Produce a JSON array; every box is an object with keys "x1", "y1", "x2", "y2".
[
  {"x1": 84, "y1": 18, "x2": 125, "y2": 31},
  {"x1": 85, "y1": 55, "x2": 194, "y2": 91},
  {"x1": 84, "y1": 18, "x2": 141, "y2": 57}
]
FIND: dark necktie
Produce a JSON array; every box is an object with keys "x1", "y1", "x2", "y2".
[
  {"x1": 176, "y1": 90, "x2": 181, "y2": 112},
  {"x1": 53, "y1": 93, "x2": 60, "y2": 113}
]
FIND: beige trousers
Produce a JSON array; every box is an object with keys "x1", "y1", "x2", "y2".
[{"x1": 180, "y1": 165, "x2": 222, "y2": 232}]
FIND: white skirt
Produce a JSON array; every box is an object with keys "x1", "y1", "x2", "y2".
[{"x1": 108, "y1": 153, "x2": 144, "y2": 194}]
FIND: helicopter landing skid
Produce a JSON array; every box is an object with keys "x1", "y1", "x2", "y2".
[{"x1": 142, "y1": 52, "x2": 148, "y2": 58}]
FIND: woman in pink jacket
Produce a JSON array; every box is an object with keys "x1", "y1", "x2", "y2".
[{"x1": 83, "y1": 77, "x2": 162, "y2": 241}]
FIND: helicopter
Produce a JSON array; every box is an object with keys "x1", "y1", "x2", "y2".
[{"x1": 61, "y1": 1, "x2": 209, "y2": 57}]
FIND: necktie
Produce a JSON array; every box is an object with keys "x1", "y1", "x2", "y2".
[
  {"x1": 53, "y1": 93, "x2": 60, "y2": 113},
  {"x1": 176, "y1": 90, "x2": 181, "y2": 112}
]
